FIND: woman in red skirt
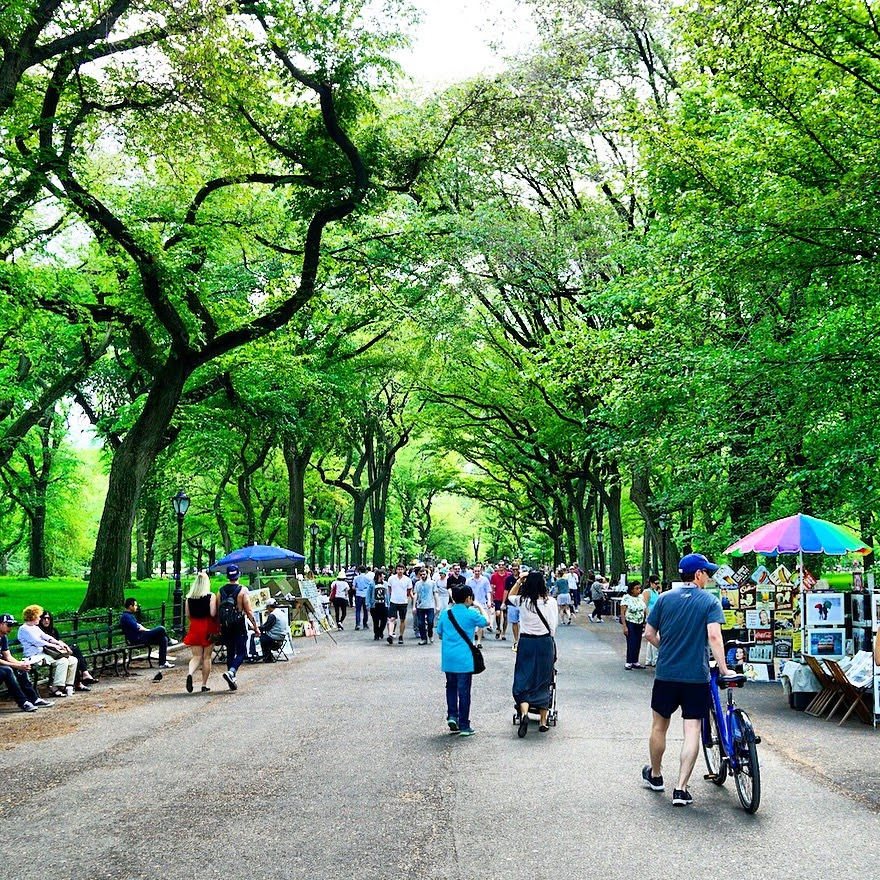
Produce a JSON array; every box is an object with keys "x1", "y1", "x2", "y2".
[{"x1": 183, "y1": 572, "x2": 220, "y2": 693}]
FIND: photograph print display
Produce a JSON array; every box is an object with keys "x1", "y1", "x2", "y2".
[
  {"x1": 806, "y1": 592, "x2": 845, "y2": 627},
  {"x1": 807, "y1": 629, "x2": 844, "y2": 657}
]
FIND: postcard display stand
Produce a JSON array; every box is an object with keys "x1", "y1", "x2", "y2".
[{"x1": 712, "y1": 563, "x2": 800, "y2": 682}]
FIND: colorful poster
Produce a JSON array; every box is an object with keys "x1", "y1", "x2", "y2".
[
  {"x1": 719, "y1": 586, "x2": 739, "y2": 609},
  {"x1": 852, "y1": 571, "x2": 864, "y2": 592},
  {"x1": 733, "y1": 565, "x2": 752, "y2": 585},
  {"x1": 739, "y1": 580, "x2": 757, "y2": 609},
  {"x1": 744, "y1": 662, "x2": 771, "y2": 681},
  {"x1": 755, "y1": 588, "x2": 775, "y2": 607},
  {"x1": 801, "y1": 568, "x2": 817, "y2": 591},
  {"x1": 748, "y1": 644, "x2": 773, "y2": 663},
  {"x1": 723, "y1": 609, "x2": 740, "y2": 628},
  {"x1": 769, "y1": 564, "x2": 793, "y2": 587},
  {"x1": 774, "y1": 610, "x2": 794, "y2": 635},
  {"x1": 754, "y1": 629, "x2": 773, "y2": 644},
  {"x1": 774, "y1": 638, "x2": 793, "y2": 659},
  {"x1": 714, "y1": 564, "x2": 737, "y2": 587},
  {"x1": 792, "y1": 630, "x2": 802, "y2": 653},
  {"x1": 751, "y1": 565, "x2": 772, "y2": 585},
  {"x1": 745, "y1": 609, "x2": 772, "y2": 629},
  {"x1": 775, "y1": 584, "x2": 794, "y2": 611}
]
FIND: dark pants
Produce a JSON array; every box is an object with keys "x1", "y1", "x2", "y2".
[
  {"x1": 592, "y1": 597, "x2": 604, "y2": 619},
  {"x1": 416, "y1": 607, "x2": 436, "y2": 641},
  {"x1": 0, "y1": 665, "x2": 38, "y2": 707},
  {"x1": 371, "y1": 605, "x2": 388, "y2": 639},
  {"x1": 625, "y1": 622, "x2": 644, "y2": 665},
  {"x1": 445, "y1": 672, "x2": 473, "y2": 730},
  {"x1": 572, "y1": 588, "x2": 581, "y2": 610},
  {"x1": 260, "y1": 634, "x2": 284, "y2": 661},
  {"x1": 132, "y1": 626, "x2": 168, "y2": 664},
  {"x1": 223, "y1": 631, "x2": 247, "y2": 672},
  {"x1": 355, "y1": 596, "x2": 369, "y2": 628},
  {"x1": 333, "y1": 598, "x2": 348, "y2": 625}
]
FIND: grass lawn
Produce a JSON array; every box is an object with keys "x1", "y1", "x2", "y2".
[{"x1": 0, "y1": 577, "x2": 179, "y2": 616}]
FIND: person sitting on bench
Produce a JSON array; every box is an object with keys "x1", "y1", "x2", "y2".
[
  {"x1": 259, "y1": 599, "x2": 289, "y2": 662},
  {"x1": 0, "y1": 613, "x2": 54, "y2": 712},
  {"x1": 120, "y1": 599, "x2": 175, "y2": 669}
]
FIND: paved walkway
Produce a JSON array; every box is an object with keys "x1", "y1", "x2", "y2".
[{"x1": 0, "y1": 612, "x2": 878, "y2": 878}]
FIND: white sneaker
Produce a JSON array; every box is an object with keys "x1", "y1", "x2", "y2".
[
  {"x1": 158, "y1": 661, "x2": 176, "y2": 669},
  {"x1": 65, "y1": 686, "x2": 74, "y2": 697},
  {"x1": 34, "y1": 698, "x2": 53, "y2": 708},
  {"x1": 21, "y1": 701, "x2": 38, "y2": 712}
]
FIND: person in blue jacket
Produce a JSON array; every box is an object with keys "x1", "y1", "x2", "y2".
[{"x1": 436, "y1": 584, "x2": 488, "y2": 737}]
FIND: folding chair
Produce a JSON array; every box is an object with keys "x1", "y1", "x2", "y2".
[
  {"x1": 824, "y1": 659, "x2": 873, "y2": 725},
  {"x1": 803, "y1": 655, "x2": 840, "y2": 717}
]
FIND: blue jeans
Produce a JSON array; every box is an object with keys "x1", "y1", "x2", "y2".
[
  {"x1": 0, "y1": 665, "x2": 38, "y2": 707},
  {"x1": 355, "y1": 595, "x2": 369, "y2": 628},
  {"x1": 445, "y1": 672, "x2": 473, "y2": 730},
  {"x1": 416, "y1": 607, "x2": 435, "y2": 641}
]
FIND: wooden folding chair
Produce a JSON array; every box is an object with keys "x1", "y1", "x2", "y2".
[
  {"x1": 824, "y1": 659, "x2": 873, "y2": 725},
  {"x1": 803, "y1": 655, "x2": 840, "y2": 717}
]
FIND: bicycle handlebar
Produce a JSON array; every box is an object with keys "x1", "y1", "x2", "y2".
[{"x1": 724, "y1": 639, "x2": 755, "y2": 650}]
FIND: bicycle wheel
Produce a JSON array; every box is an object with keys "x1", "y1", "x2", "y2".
[
  {"x1": 732, "y1": 708, "x2": 761, "y2": 814},
  {"x1": 701, "y1": 706, "x2": 727, "y2": 785}
]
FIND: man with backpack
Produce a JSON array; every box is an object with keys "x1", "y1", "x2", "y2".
[{"x1": 218, "y1": 565, "x2": 261, "y2": 691}]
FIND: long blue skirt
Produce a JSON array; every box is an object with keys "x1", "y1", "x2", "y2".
[{"x1": 512, "y1": 635, "x2": 555, "y2": 709}]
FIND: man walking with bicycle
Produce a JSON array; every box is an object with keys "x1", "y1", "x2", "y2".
[{"x1": 641, "y1": 553, "x2": 730, "y2": 807}]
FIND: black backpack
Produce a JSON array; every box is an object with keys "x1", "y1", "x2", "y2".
[{"x1": 219, "y1": 584, "x2": 244, "y2": 629}]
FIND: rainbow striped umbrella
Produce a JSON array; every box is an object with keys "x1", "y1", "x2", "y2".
[{"x1": 724, "y1": 513, "x2": 870, "y2": 557}]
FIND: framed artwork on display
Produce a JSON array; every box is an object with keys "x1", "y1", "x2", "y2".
[
  {"x1": 807, "y1": 629, "x2": 844, "y2": 657},
  {"x1": 806, "y1": 592, "x2": 845, "y2": 627},
  {"x1": 745, "y1": 609, "x2": 772, "y2": 629}
]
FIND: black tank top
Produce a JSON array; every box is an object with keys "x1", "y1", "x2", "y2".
[{"x1": 188, "y1": 595, "x2": 212, "y2": 619}]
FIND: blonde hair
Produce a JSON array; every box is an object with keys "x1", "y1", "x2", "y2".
[
  {"x1": 22, "y1": 604, "x2": 43, "y2": 623},
  {"x1": 186, "y1": 572, "x2": 212, "y2": 600}
]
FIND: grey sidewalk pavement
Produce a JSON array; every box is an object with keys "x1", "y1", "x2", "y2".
[{"x1": 0, "y1": 610, "x2": 878, "y2": 879}]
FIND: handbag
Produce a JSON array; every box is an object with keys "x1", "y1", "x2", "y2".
[
  {"x1": 446, "y1": 606, "x2": 486, "y2": 674},
  {"x1": 43, "y1": 644, "x2": 71, "y2": 659}
]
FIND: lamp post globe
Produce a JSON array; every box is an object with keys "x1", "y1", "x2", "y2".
[{"x1": 171, "y1": 490, "x2": 190, "y2": 636}]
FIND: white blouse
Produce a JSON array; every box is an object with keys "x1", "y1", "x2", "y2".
[{"x1": 509, "y1": 595, "x2": 559, "y2": 636}]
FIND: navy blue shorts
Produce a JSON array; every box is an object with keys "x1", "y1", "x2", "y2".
[
  {"x1": 390, "y1": 602, "x2": 408, "y2": 620},
  {"x1": 651, "y1": 679, "x2": 711, "y2": 720}
]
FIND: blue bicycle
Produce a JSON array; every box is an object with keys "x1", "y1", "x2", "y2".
[{"x1": 701, "y1": 640, "x2": 762, "y2": 814}]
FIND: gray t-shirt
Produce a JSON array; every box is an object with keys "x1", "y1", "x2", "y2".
[{"x1": 647, "y1": 586, "x2": 725, "y2": 684}]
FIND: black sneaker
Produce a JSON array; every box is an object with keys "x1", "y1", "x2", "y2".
[
  {"x1": 641, "y1": 765, "x2": 664, "y2": 791},
  {"x1": 672, "y1": 788, "x2": 693, "y2": 806}
]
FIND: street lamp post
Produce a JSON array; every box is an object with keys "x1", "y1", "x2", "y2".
[
  {"x1": 309, "y1": 522, "x2": 319, "y2": 574},
  {"x1": 659, "y1": 513, "x2": 668, "y2": 589},
  {"x1": 358, "y1": 538, "x2": 366, "y2": 566},
  {"x1": 596, "y1": 529, "x2": 605, "y2": 577},
  {"x1": 171, "y1": 490, "x2": 190, "y2": 637}
]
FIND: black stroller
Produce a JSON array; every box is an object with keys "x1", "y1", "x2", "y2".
[{"x1": 512, "y1": 642, "x2": 558, "y2": 728}]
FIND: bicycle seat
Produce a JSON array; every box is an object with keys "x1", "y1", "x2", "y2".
[
  {"x1": 717, "y1": 673, "x2": 748, "y2": 689},
  {"x1": 724, "y1": 639, "x2": 755, "y2": 649}
]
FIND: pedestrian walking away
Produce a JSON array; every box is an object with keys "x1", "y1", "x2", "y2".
[
  {"x1": 589, "y1": 572, "x2": 605, "y2": 622},
  {"x1": 553, "y1": 567, "x2": 573, "y2": 625},
  {"x1": 353, "y1": 566, "x2": 373, "y2": 631},
  {"x1": 183, "y1": 571, "x2": 220, "y2": 692},
  {"x1": 218, "y1": 565, "x2": 261, "y2": 691},
  {"x1": 620, "y1": 580, "x2": 646, "y2": 669},
  {"x1": 508, "y1": 571, "x2": 558, "y2": 735},
  {"x1": 641, "y1": 554, "x2": 730, "y2": 807},
  {"x1": 436, "y1": 585, "x2": 489, "y2": 737},
  {"x1": 330, "y1": 571, "x2": 349, "y2": 630}
]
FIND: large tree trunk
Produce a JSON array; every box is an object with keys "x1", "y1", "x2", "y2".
[
  {"x1": 283, "y1": 439, "x2": 312, "y2": 557},
  {"x1": 82, "y1": 357, "x2": 190, "y2": 611},
  {"x1": 369, "y1": 476, "x2": 389, "y2": 567},
  {"x1": 605, "y1": 484, "x2": 626, "y2": 583}
]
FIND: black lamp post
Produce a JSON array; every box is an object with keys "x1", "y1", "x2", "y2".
[
  {"x1": 659, "y1": 513, "x2": 668, "y2": 589},
  {"x1": 596, "y1": 529, "x2": 605, "y2": 576},
  {"x1": 358, "y1": 538, "x2": 366, "y2": 566},
  {"x1": 171, "y1": 490, "x2": 190, "y2": 636},
  {"x1": 309, "y1": 522, "x2": 319, "y2": 574}
]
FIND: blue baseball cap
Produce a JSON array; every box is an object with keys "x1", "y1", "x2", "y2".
[
  {"x1": 226, "y1": 564, "x2": 241, "y2": 577},
  {"x1": 678, "y1": 553, "x2": 719, "y2": 576}
]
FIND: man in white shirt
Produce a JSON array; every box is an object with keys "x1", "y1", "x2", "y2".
[
  {"x1": 387, "y1": 563, "x2": 413, "y2": 645},
  {"x1": 466, "y1": 563, "x2": 492, "y2": 649}
]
